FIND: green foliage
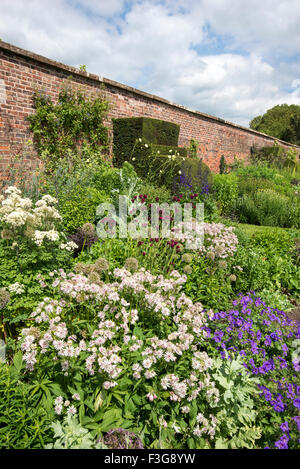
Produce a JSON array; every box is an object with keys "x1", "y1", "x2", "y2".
[
  {"x1": 249, "y1": 103, "x2": 300, "y2": 144},
  {"x1": 0, "y1": 240, "x2": 72, "y2": 337},
  {"x1": 45, "y1": 415, "x2": 104, "y2": 449},
  {"x1": 250, "y1": 141, "x2": 299, "y2": 173},
  {"x1": 188, "y1": 139, "x2": 199, "y2": 158},
  {"x1": 0, "y1": 359, "x2": 53, "y2": 448},
  {"x1": 282, "y1": 110, "x2": 300, "y2": 145},
  {"x1": 112, "y1": 117, "x2": 180, "y2": 167},
  {"x1": 236, "y1": 189, "x2": 299, "y2": 228},
  {"x1": 219, "y1": 155, "x2": 226, "y2": 174},
  {"x1": 211, "y1": 355, "x2": 261, "y2": 449},
  {"x1": 59, "y1": 186, "x2": 108, "y2": 234},
  {"x1": 27, "y1": 84, "x2": 110, "y2": 171},
  {"x1": 237, "y1": 177, "x2": 278, "y2": 197},
  {"x1": 131, "y1": 140, "x2": 212, "y2": 193},
  {"x1": 92, "y1": 161, "x2": 141, "y2": 203},
  {"x1": 233, "y1": 233, "x2": 299, "y2": 295},
  {"x1": 184, "y1": 255, "x2": 233, "y2": 311},
  {"x1": 212, "y1": 173, "x2": 238, "y2": 215},
  {"x1": 35, "y1": 158, "x2": 140, "y2": 234},
  {"x1": 136, "y1": 181, "x2": 172, "y2": 204},
  {"x1": 257, "y1": 289, "x2": 293, "y2": 312}
]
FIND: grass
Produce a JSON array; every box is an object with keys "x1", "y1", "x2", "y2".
[{"x1": 234, "y1": 223, "x2": 294, "y2": 238}]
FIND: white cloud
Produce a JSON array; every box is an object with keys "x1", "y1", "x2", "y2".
[{"x1": 0, "y1": 0, "x2": 300, "y2": 126}]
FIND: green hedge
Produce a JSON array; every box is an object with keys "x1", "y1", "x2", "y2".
[
  {"x1": 112, "y1": 117, "x2": 180, "y2": 166},
  {"x1": 151, "y1": 144, "x2": 187, "y2": 158},
  {"x1": 130, "y1": 141, "x2": 211, "y2": 193}
]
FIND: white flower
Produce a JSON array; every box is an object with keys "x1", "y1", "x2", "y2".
[
  {"x1": 67, "y1": 405, "x2": 77, "y2": 416},
  {"x1": 8, "y1": 282, "x2": 25, "y2": 294},
  {"x1": 54, "y1": 396, "x2": 64, "y2": 406},
  {"x1": 146, "y1": 392, "x2": 157, "y2": 402},
  {"x1": 54, "y1": 404, "x2": 63, "y2": 415},
  {"x1": 60, "y1": 241, "x2": 78, "y2": 251}
]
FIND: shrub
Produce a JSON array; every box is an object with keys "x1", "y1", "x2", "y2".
[
  {"x1": 58, "y1": 186, "x2": 109, "y2": 234},
  {"x1": 212, "y1": 173, "x2": 239, "y2": 216},
  {"x1": 0, "y1": 187, "x2": 75, "y2": 336},
  {"x1": 219, "y1": 155, "x2": 226, "y2": 174},
  {"x1": 112, "y1": 117, "x2": 180, "y2": 167},
  {"x1": 0, "y1": 358, "x2": 53, "y2": 448},
  {"x1": 236, "y1": 189, "x2": 299, "y2": 228},
  {"x1": 237, "y1": 177, "x2": 277, "y2": 197},
  {"x1": 27, "y1": 84, "x2": 110, "y2": 171},
  {"x1": 93, "y1": 161, "x2": 141, "y2": 204},
  {"x1": 131, "y1": 140, "x2": 212, "y2": 194}
]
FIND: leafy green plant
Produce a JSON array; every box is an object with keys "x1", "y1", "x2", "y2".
[
  {"x1": 0, "y1": 187, "x2": 74, "y2": 337},
  {"x1": 211, "y1": 355, "x2": 261, "y2": 449},
  {"x1": 45, "y1": 415, "x2": 105, "y2": 449},
  {"x1": 27, "y1": 83, "x2": 110, "y2": 171},
  {"x1": 0, "y1": 356, "x2": 53, "y2": 448},
  {"x1": 212, "y1": 173, "x2": 239, "y2": 216},
  {"x1": 236, "y1": 189, "x2": 299, "y2": 228},
  {"x1": 219, "y1": 155, "x2": 226, "y2": 174}
]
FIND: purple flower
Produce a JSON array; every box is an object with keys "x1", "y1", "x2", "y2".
[
  {"x1": 293, "y1": 398, "x2": 300, "y2": 410},
  {"x1": 292, "y1": 361, "x2": 300, "y2": 372},
  {"x1": 264, "y1": 335, "x2": 272, "y2": 346},
  {"x1": 275, "y1": 433, "x2": 289, "y2": 449},
  {"x1": 272, "y1": 396, "x2": 285, "y2": 412},
  {"x1": 292, "y1": 416, "x2": 300, "y2": 432},
  {"x1": 280, "y1": 421, "x2": 289, "y2": 433},
  {"x1": 281, "y1": 344, "x2": 288, "y2": 356}
]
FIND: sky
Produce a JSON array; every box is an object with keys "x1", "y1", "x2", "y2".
[{"x1": 1, "y1": 0, "x2": 300, "y2": 127}]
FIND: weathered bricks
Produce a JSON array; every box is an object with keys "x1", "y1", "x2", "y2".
[{"x1": 0, "y1": 39, "x2": 300, "y2": 179}]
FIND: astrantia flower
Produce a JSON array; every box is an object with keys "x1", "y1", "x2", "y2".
[{"x1": 67, "y1": 405, "x2": 77, "y2": 416}]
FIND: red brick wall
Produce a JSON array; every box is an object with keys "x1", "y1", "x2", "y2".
[{"x1": 1, "y1": 40, "x2": 300, "y2": 179}]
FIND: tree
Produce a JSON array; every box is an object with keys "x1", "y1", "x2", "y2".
[{"x1": 249, "y1": 104, "x2": 300, "y2": 145}]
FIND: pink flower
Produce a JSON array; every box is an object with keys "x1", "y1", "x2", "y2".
[{"x1": 146, "y1": 392, "x2": 157, "y2": 402}]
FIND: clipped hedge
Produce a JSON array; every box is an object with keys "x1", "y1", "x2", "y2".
[
  {"x1": 150, "y1": 144, "x2": 187, "y2": 158},
  {"x1": 130, "y1": 140, "x2": 211, "y2": 193},
  {"x1": 112, "y1": 117, "x2": 180, "y2": 166}
]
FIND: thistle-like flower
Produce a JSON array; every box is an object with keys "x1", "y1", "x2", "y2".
[
  {"x1": 181, "y1": 253, "x2": 193, "y2": 264},
  {"x1": 0, "y1": 288, "x2": 10, "y2": 309},
  {"x1": 94, "y1": 258, "x2": 109, "y2": 273},
  {"x1": 124, "y1": 257, "x2": 139, "y2": 272},
  {"x1": 183, "y1": 265, "x2": 193, "y2": 275}
]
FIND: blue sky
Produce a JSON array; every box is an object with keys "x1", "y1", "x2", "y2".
[{"x1": 1, "y1": 0, "x2": 300, "y2": 127}]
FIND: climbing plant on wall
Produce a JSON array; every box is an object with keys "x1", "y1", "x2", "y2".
[{"x1": 27, "y1": 82, "x2": 110, "y2": 171}]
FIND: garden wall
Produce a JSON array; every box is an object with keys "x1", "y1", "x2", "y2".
[{"x1": 1, "y1": 39, "x2": 300, "y2": 179}]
